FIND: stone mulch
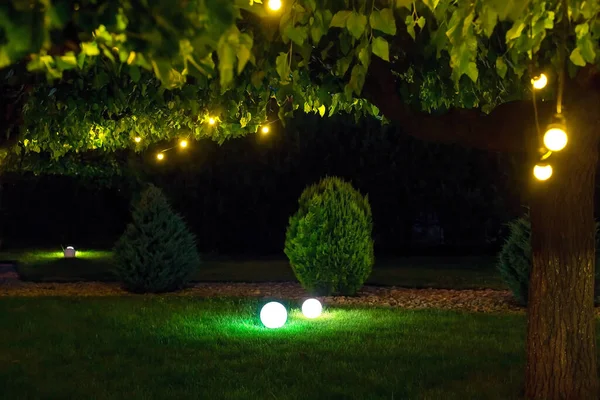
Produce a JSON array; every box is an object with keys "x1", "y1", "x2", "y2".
[{"x1": 0, "y1": 280, "x2": 525, "y2": 314}]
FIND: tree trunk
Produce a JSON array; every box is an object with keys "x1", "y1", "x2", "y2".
[{"x1": 526, "y1": 89, "x2": 600, "y2": 399}]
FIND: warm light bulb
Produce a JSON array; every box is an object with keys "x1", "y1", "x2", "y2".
[
  {"x1": 156, "y1": 153, "x2": 165, "y2": 161},
  {"x1": 533, "y1": 164, "x2": 553, "y2": 181},
  {"x1": 208, "y1": 117, "x2": 216, "y2": 126},
  {"x1": 180, "y1": 139, "x2": 188, "y2": 148},
  {"x1": 531, "y1": 74, "x2": 548, "y2": 90},
  {"x1": 267, "y1": 0, "x2": 282, "y2": 11},
  {"x1": 543, "y1": 126, "x2": 567, "y2": 151},
  {"x1": 261, "y1": 126, "x2": 270, "y2": 135},
  {"x1": 134, "y1": 136, "x2": 141, "y2": 143}
]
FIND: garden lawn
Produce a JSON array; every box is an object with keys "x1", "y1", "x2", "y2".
[
  {"x1": 4, "y1": 249, "x2": 504, "y2": 289},
  {"x1": 0, "y1": 297, "x2": 530, "y2": 399}
]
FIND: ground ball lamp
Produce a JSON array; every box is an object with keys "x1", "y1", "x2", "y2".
[
  {"x1": 260, "y1": 302, "x2": 287, "y2": 328},
  {"x1": 533, "y1": 164, "x2": 553, "y2": 181},
  {"x1": 64, "y1": 246, "x2": 76, "y2": 258},
  {"x1": 302, "y1": 299, "x2": 322, "y2": 319}
]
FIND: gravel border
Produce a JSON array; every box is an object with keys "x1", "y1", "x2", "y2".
[{"x1": 0, "y1": 281, "x2": 525, "y2": 314}]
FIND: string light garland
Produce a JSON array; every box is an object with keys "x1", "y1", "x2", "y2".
[
  {"x1": 208, "y1": 117, "x2": 216, "y2": 126},
  {"x1": 179, "y1": 139, "x2": 188, "y2": 148},
  {"x1": 533, "y1": 164, "x2": 553, "y2": 181},
  {"x1": 156, "y1": 153, "x2": 165, "y2": 161},
  {"x1": 261, "y1": 126, "x2": 270, "y2": 135},
  {"x1": 134, "y1": 136, "x2": 142, "y2": 143}
]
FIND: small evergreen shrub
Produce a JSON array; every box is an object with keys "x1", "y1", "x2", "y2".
[
  {"x1": 284, "y1": 176, "x2": 374, "y2": 296},
  {"x1": 114, "y1": 185, "x2": 200, "y2": 293},
  {"x1": 498, "y1": 214, "x2": 600, "y2": 305}
]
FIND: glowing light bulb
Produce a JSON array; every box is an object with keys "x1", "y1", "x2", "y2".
[
  {"x1": 531, "y1": 74, "x2": 548, "y2": 90},
  {"x1": 64, "y1": 246, "x2": 76, "y2": 258},
  {"x1": 134, "y1": 136, "x2": 141, "y2": 143},
  {"x1": 533, "y1": 164, "x2": 552, "y2": 181},
  {"x1": 543, "y1": 125, "x2": 567, "y2": 152},
  {"x1": 156, "y1": 153, "x2": 165, "y2": 161},
  {"x1": 261, "y1": 126, "x2": 270, "y2": 135},
  {"x1": 302, "y1": 299, "x2": 322, "y2": 319},
  {"x1": 260, "y1": 302, "x2": 287, "y2": 328},
  {"x1": 208, "y1": 117, "x2": 216, "y2": 126},
  {"x1": 268, "y1": 0, "x2": 282, "y2": 11},
  {"x1": 180, "y1": 139, "x2": 188, "y2": 148}
]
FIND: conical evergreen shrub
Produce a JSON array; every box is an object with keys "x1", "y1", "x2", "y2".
[
  {"x1": 498, "y1": 214, "x2": 600, "y2": 305},
  {"x1": 114, "y1": 185, "x2": 200, "y2": 293},
  {"x1": 285, "y1": 176, "x2": 374, "y2": 296}
]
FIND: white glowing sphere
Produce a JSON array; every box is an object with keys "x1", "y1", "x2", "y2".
[
  {"x1": 260, "y1": 302, "x2": 287, "y2": 328},
  {"x1": 268, "y1": 0, "x2": 282, "y2": 11},
  {"x1": 302, "y1": 298, "x2": 322, "y2": 319},
  {"x1": 64, "y1": 246, "x2": 76, "y2": 258}
]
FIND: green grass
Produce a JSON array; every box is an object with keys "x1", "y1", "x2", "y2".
[
  {"x1": 0, "y1": 297, "x2": 527, "y2": 399},
  {"x1": 2, "y1": 249, "x2": 504, "y2": 289}
]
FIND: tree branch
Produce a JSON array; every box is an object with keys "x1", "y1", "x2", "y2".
[{"x1": 364, "y1": 57, "x2": 554, "y2": 152}]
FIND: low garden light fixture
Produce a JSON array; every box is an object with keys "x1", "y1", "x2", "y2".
[
  {"x1": 267, "y1": 0, "x2": 282, "y2": 11},
  {"x1": 543, "y1": 114, "x2": 568, "y2": 152},
  {"x1": 64, "y1": 246, "x2": 76, "y2": 258},
  {"x1": 301, "y1": 298, "x2": 322, "y2": 319},
  {"x1": 531, "y1": 74, "x2": 548, "y2": 90},
  {"x1": 260, "y1": 302, "x2": 287, "y2": 328},
  {"x1": 533, "y1": 163, "x2": 553, "y2": 181}
]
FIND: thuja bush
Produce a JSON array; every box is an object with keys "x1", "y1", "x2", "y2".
[
  {"x1": 114, "y1": 185, "x2": 200, "y2": 293},
  {"x1": 284, "y1": 176, "x2": 374, "y2": 296},
  {"x1": 498, "y1": 214, "x2": 600, "y2": 305}
]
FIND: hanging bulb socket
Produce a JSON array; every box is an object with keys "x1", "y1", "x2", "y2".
[{"x1": 543, "y1": 114, "x2": 568, "y2": 152}]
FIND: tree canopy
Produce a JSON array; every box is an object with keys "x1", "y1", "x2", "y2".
[{"x1": 1, "y1": 0, "x2": 599, "y2": 165}]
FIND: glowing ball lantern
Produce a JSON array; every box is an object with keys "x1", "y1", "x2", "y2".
[
  {"x1": 531, "y1": 74, "x2": 548, "y2": 90},
  {"x1": 208, "y1": 117, "x2": 216, "y2": 126},
  {"x1": 64, "y1": 246, "x2": 76, "y2": 258},
  {"x1": 543, "y1": 126, "x2": 567, "y2": 152},
  {"x1": 268, "y1": 0, "x2": 282, "y2": 11},
  {"x1": 302, "y1": 298, "x2": 322, "y2": 319},
  {"x1": 179, "y1": 139, "x2": 188, "y2": 148},
  {"x1": 156, "y1": 153, "x2": 164, "y2": 161},
  {"x1": 261, "y1": 126, "x2": 270, "y2": 135},
  {"x1": 533, "y1": 164, "x2": 553, "y2": 181},
  {"x1": 260, "y1": 302, "x2": 287, "y2": 328},
  {"x1": 134, "y1": 136, "x2": 141, "y2": 143}
]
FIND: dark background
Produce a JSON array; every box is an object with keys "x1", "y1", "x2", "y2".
[{"x1": 0, "y1": 115, "x2": 531, "y2": 256}]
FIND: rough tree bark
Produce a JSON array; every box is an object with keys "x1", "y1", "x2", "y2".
[
  {"x1": 365, "y1": 58, "x2": 600, "y2": 399},
  {"x1": 526, "y1": 87, "x2": 600, "y2": 399}
]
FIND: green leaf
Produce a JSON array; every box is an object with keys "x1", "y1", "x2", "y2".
[
  {"x1": 405, "y1": 16, "x2": 416, "y2": 39},
  {"x1": 395, "y1": 0, "x2": 412, "y2": 8},
  {"x1": 56, "y1": 52, "x2": 77, "y2": 70},
  {"x1": 346, "y1": 12, "x2": 367, "y2": 39},
  {"x1": 465, "y1": 62, "x2": 478, "y2": 82},
  {"x1": 251, "y1": 70, "x2": 265, "y2": 88},
  {"x1": 335, "y1": 54, "x2": 353, "y2": 76},
  {"x1": 237, "y1": 33, "x2": 253, "y2": 74},
  {"x1": 496, "y1": 57, "x2": 507, "y2": 78},
  {"x1": 284, "y1": 25, "x2": 309, "y2": 46},
  {"x1": 506, "y1": 21, "x2": 526, "y2": 41},
  {"x1": 276, "y1": 52, "x2": 291, "y2": 83},
  {"x1": 369, "y1": 9, "x2": 397, "y2": 35},
  {"x1": 422, "y1": 0, "x2": 440, "y2": 11},
  {"x1": 348, "y1": 64, "x2": 366, "y2": 95},
  {"x1": 569, "y1": 48, "x2": 586, "y2": 67},
  {"x1": 358, "y1": 44, "x2": 371, "y2": 66},
  {"x1": 479, "y1": 8, "x2": 499, "y2": 37},
  {"x1": 128, "y1": 65, "x2": 141, "y2": 82},
  {"x1": 416, "y1": 16, "x2": 426, "y2": 29},
  {"x1": 330, "y1": 11, "x2": 352, "y2": 28},
  {"x1": 81, "y1": 42, "x2": 100, "y2": 56},
  {"x1": 372, "y1": 37, "x2": 389, "y2": 61},
  {"x1": 489, "y1": 0, "x2": 531, "y2": 21},
  {"x1": 318, "y1": 104, "x2": 326, "y2": 117}
]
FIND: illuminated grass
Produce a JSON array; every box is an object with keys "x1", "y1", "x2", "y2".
[
  {"x1": 13, "y1": 249, "x2": 115, "y2": 281},
  {"x1": 0, "y1": 297, "x2": 534, "y2": 399}
]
